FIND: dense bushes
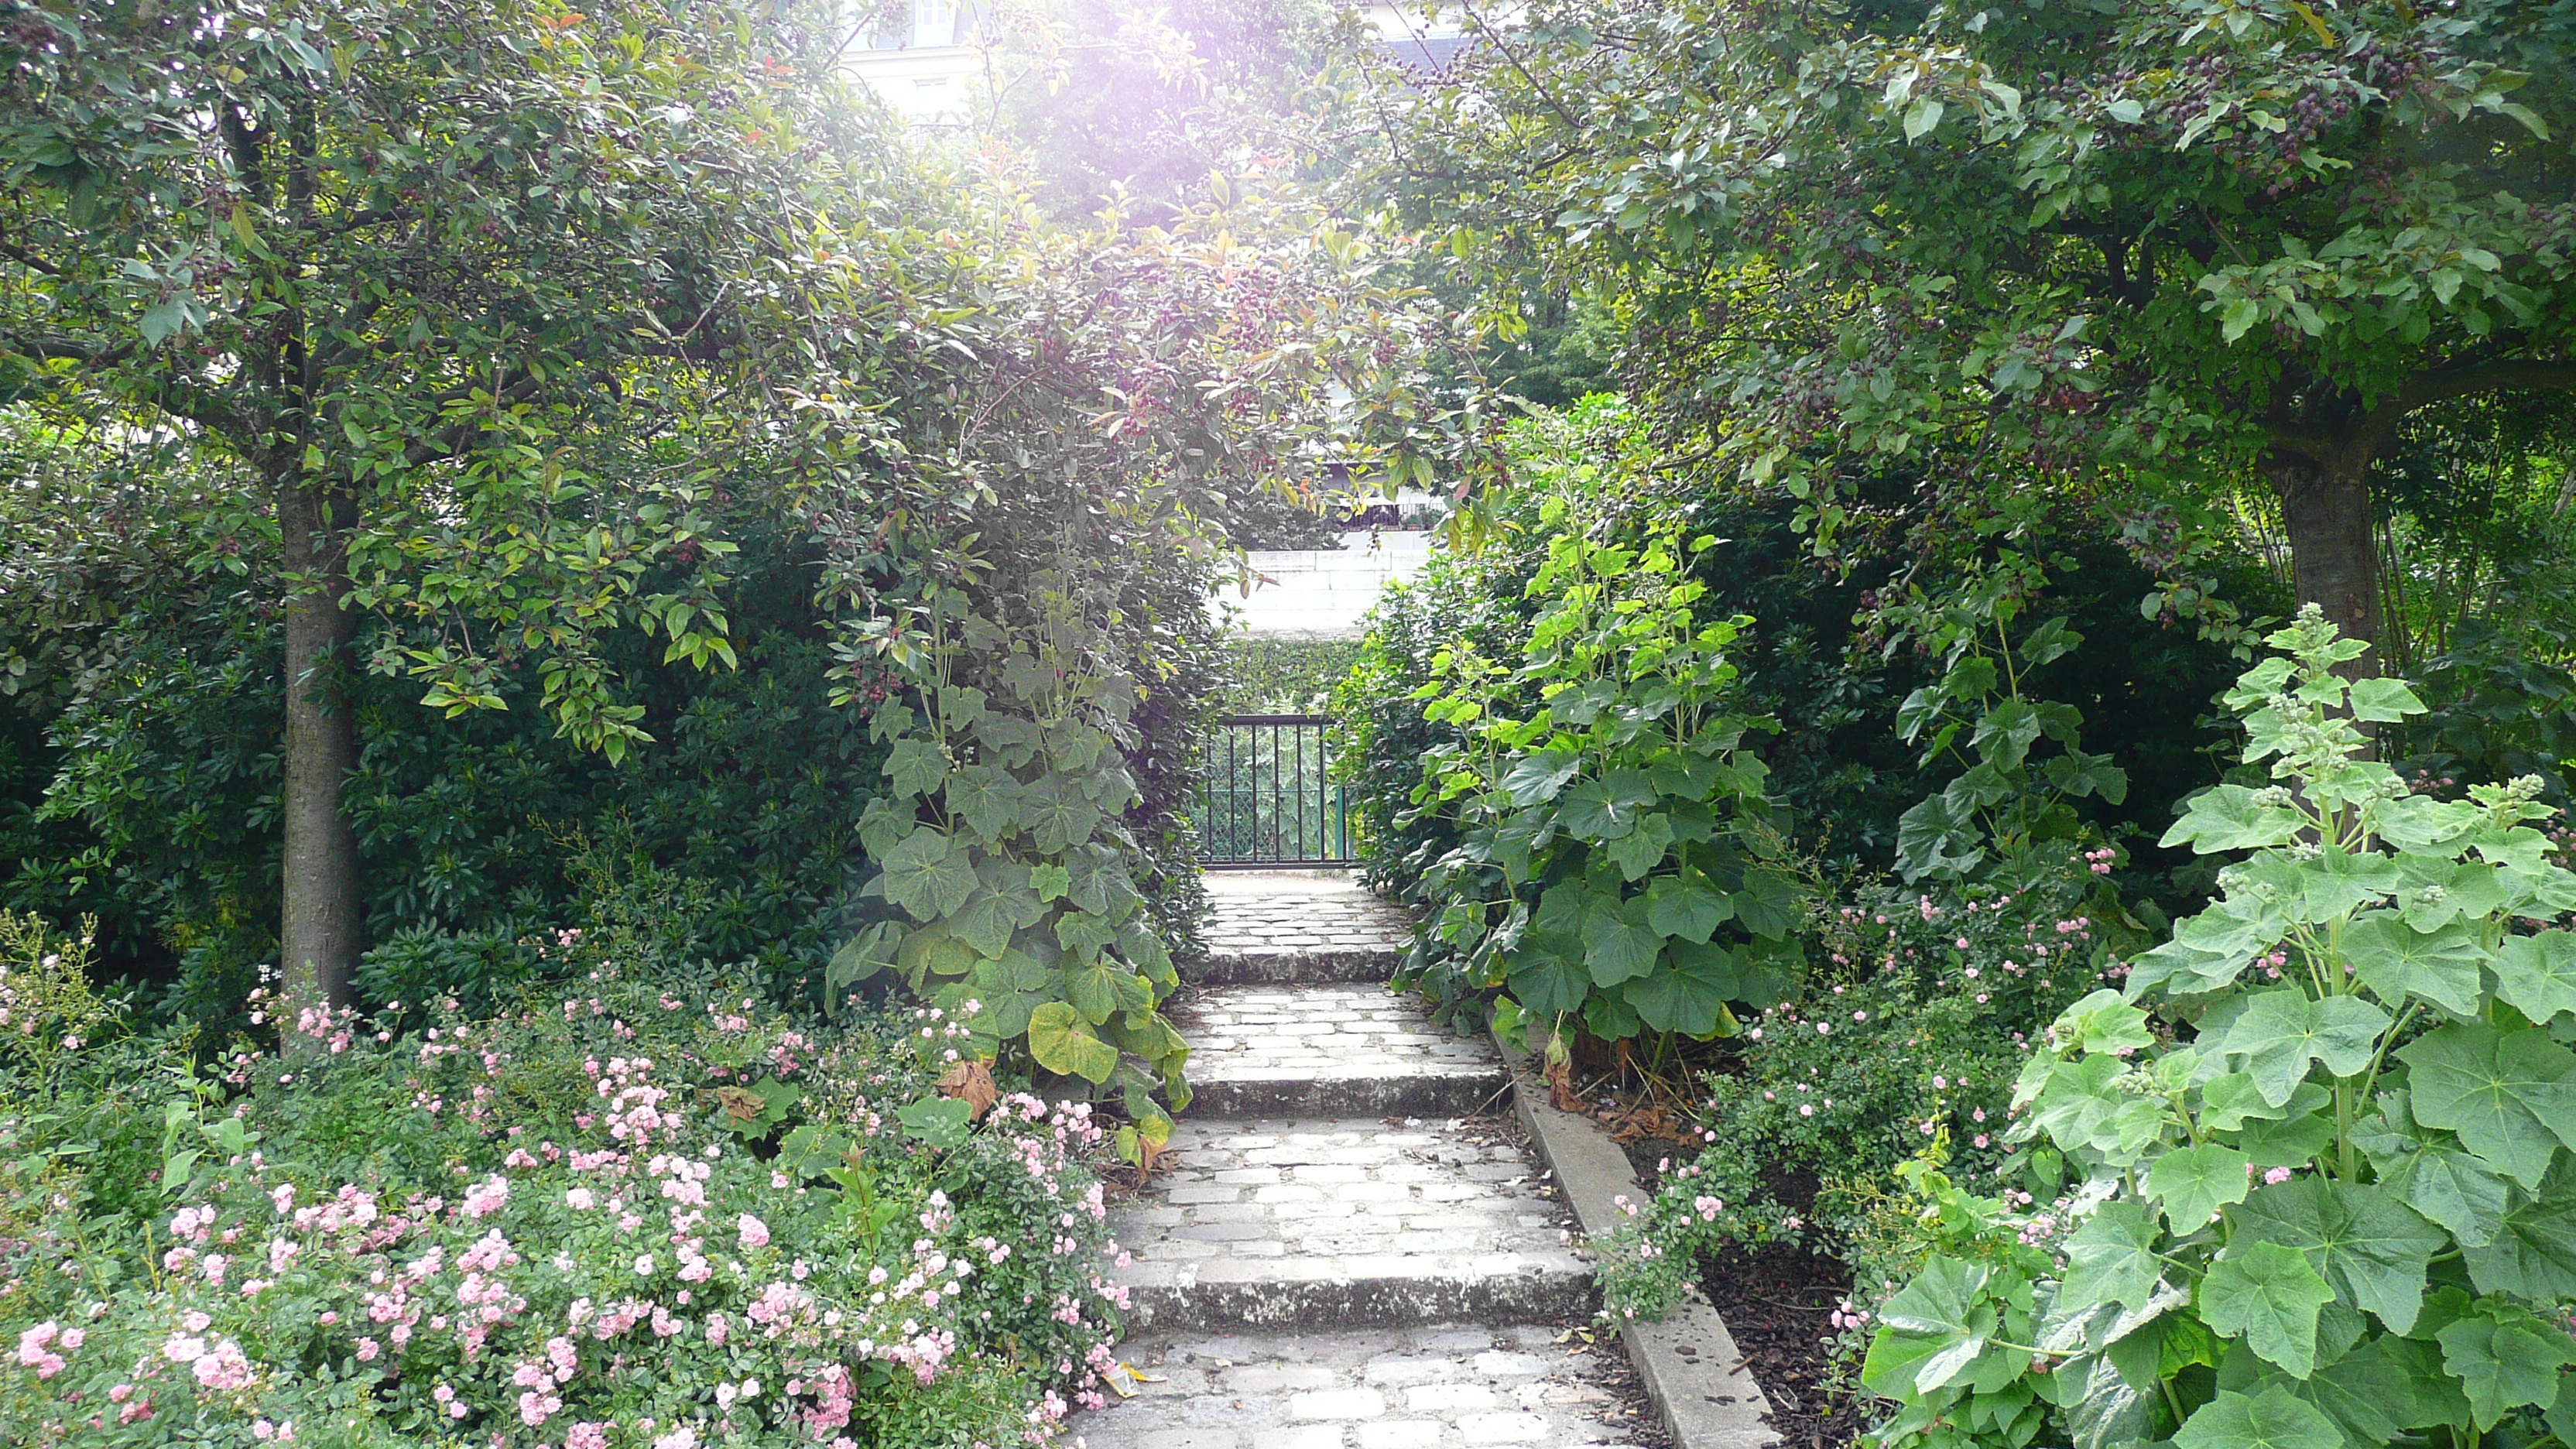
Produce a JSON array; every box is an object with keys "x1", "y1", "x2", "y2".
[
  {"x1": 1335, "y1": 399, "x2": 2262, "y2": 912},
  {"x1": 1, "y1": 469, "x2": 892, "y2": 1023},
  {"x1": 1856, "y1": 615, "x2": 2576, "y2": 1449},
  {"x1": 1593, "y1": 848, "x2": 2143, "y2": 1318},
  {"x1": 0, "y1": 909, "x2": 1130, "y2": 1447}
]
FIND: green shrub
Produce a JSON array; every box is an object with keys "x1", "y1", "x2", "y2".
[
  {"x1": 1398, "y1": 488, "x2": 1810, "y2": 1052},
  {"x1": 1592, "y1": 847, "x2": 2142, "y2": 1321},
  {"x1": 0, "y1": 909, "x2": 1130, "y2": 1447},
  {"x1": 1221, "y1": 637, "x2": 1362, "y2": 714},
  {"x1": 1858, "y1": 608, "x2": 2576, "y2": 1449}
]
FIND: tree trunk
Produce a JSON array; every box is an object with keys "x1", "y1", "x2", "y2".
[
  {"x1": 2262, "y1": 430, "x2": 2385, "y2": 657},
  {"x1": 276, "y1": 471, "x2": 364, "y2": 1018}
]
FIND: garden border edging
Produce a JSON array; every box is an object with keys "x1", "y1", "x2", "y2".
[{"x1": 1488, "y1": 1022, "x2": 1783, "y2": 1449}]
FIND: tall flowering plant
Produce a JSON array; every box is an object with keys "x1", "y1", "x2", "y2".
[
  {"x1": 2, "y1": 937, "x2": 1130, "y2": 1449},
  {"x1": 1860, "y1": 608, "x2": 2576, "y2": 1449}
]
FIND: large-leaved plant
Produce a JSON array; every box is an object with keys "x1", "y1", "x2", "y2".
[
  {"x1": 1403, "y1": 492, "x2": 1804, "y2": 1057},
  {"x1": 1861, "y1": 606, "x2": 2576, "y2": 1449}
]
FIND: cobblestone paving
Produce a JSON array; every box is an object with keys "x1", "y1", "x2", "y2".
[
  {"x1": 1199, "y1": 874, "x2": 1414, "y2": 980},
  {"x1": 1115, "y1": 1118, "x2": 1573, "y2": 1281},
  {"x1": 1079, "y1": 873, "x2": 1638, "y2": 1439},
  {"x1": 1073, "y1": 1324, "x2": 1647, "y2": 1449},
  {"x1": 1166, "y1": 985, "x2": 1504, "y2": 1118}
]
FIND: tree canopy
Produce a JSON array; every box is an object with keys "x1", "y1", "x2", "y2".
[{"x1": 1372, "y1": 0, "x2": 2576, "y2": 649}]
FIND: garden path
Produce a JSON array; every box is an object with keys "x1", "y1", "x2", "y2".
[{"x1": 1069, "y1": 873, "x2": 1650, "y2": 1449}]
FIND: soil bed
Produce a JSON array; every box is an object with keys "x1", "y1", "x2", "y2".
[
  {"x1": 1565, "y1": 1066, "x2": 1869, "y2": 1449},
  {"x1": 1697, "y1": 1238, "x2": 1862, "y2": 1449}
]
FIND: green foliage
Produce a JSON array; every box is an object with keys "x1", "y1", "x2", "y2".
[
  {"x1": 1887, "y1": 559, "x2": 2129, "y2": 883},
  {"x1": 1334, "y1": 399, "x2": 2263, "y2": 919},
  {"x1": 1371, "y1": 0, "x2": 2576, "y2": 571},
  {"x1": 1397, "y1": 471, "x2": 1804, "y2": 1047},
  {"x1": 834, "y1": 573, "x2": 1190, "y2": 1132},
  {"x1": 1859, "y1": 607, "x2": 2576, "y2": 1449},
  {"x1": 1592, "y1": 849, "x2": 2143, "y2": 1326},
  {"x1": 1221, "y1": 637, "x2": 1362, "y2": 714},
  {"x1": 0, "y1": 909, "x2": 1131, "y2": 1446},
  {"x1": 0, "y1": 464, "x2": 892, "y2": 1009}
]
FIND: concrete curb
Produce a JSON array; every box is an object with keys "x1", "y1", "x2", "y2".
[{"x1": 1489, "y1": 1023, "x2": 1783, "y2": 1449}]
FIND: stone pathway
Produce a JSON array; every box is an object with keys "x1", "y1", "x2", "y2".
[{"x1": 1072, "y1": 873, "x2": 1652, "y2": 1449}]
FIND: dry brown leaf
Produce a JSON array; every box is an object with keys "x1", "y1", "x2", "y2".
[
  {"x1": 711, "y1": 1086, "x2": 768, "y2": 1124},
  {"x1": 937, "y1": 1060, "x2": 999, "y2": 1121}
]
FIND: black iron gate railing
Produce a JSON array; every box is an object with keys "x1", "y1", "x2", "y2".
[{"x1": 1197, "y1": 714, "x2": 1353, "y2": 867}]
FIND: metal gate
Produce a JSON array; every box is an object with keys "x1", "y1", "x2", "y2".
[{"x1": 1197, "y1": 714, "x2": 1353, "y2": 868}]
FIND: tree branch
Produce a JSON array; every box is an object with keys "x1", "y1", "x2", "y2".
[{"x1": 2390, "y1": 358, "x2": 2576, "y2": 416}]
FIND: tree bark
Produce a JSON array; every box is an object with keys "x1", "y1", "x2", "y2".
[
  {"x1": 2261, "y1": 428, "x2": 2385, "y2": 657},
  {"x1": 276, "y1": 470, "x2": 364, "y2": 1016}
]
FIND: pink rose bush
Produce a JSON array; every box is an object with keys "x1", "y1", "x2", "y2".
[{"x1": 2, "y1": 938, "x2": 1131, "y2": 1448}]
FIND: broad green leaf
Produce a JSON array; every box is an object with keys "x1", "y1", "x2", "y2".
[
  {"x1": 895, "y1": 923, "x2": 981, "y2": 981},
  {"x1": 2052, "y1": 989, "x2": 2154, "y2": 1055},
  {"x1": 1506, "y1": 934, "x2": 1591, "y2": 1016},
  {"x1": 883, "y1": 737, "x2": 949, "y2": 800},
  {"x1": 1559, "y1": 773, "x2": 1652, "y2": 840},
  {"x1": 2342, "y1": 914, "x2": 2484, "y2": 1017},
  {"x1": 2360, "y1": 1095, "x2": 2512, "y2": 1249},
  {"x1": 2299, "y1": 1332, "x2": 2465, "y2": 1440},
  {"x1": 950, "y1": 866, "x2": 1043, "y2": 960},
  {"x1": 2393, "y1": 856, "x2": 2505, "y2": 930},
  {"x1": 2220, "y1": 989, "x2": 2390, "y2": 1107},
  {"x1": 1025, "y1": 1001, "x2": 1117, "y2": 1084},
  {"x1": 877, "y1": 827, "x2": 979, "y2": 922},
  {"x1": 2027, "y1": 1054, "x2": 2131, "y2": 1152},
  {"x1": 1584, "y1": 896, "x2": 1663, "y2": 986},
  {"x1": 2437, "y1": 1303, "x2": 2576, "y2": 1431},
  {"x1": 2397, "y1": 1021, "x2": 2576, "y2": 1187},
  {"x1": 826, "y1": 922, "x2": 897, "y2": 994},
  {"x1": 2461, "y1": 1170, "x2": 2576, "y2": 1300},
  {"x1": 1582, "y1": 988, "x2": 1641, "y2": 1042},
  {"x1": 1643, "y1": 869, "x2": 1732, "y2": 943},
  {"x1": 1731, "y1": 868, "x2": 1800, "y2": 940},
  {"x1": 1896, "y1": 793, "x2": 1985, "y2": 880},
  {"x1": 896, "y1": 1094, "x2": 973, "y2": 1150},
  {"x1": 2202, "y1": 1071, "x2": 2288, "y2": 1132},
  {"x1": 2163, "y1": 784, "x2": 2306, "y2": 853},
  {"x1": 2235, "y1": 850, "x2": 2401, "y2": 927},
  {"x1": 2202, "y1": 1241, "x2": 2335, "y2": 1378},
  {"x1": 2346, "y1": 676, "x2": 2426, "y2": 723},
  {"x1": 2060, "y1": 1200, "x2": 2166, "y2": 1310},
  {"x1": 2233, "y1": 1177, "x2": 2441, "y2": 1334},
  {"x1": 1606, "y1": 811, "x2": 1676, "y2": 880},
  {"x1": 2239, "y1": 1096, "x2": 2340, "y2": 1170},
  {"x1": 1499, "y1": 745, "x2": 1582, "y2": 804},
  {"x1": 1060, "y1": 954, "x2": 1141, "y2": 1024},
  {"x1": 2061, "y1": 1354, "x2": 2153, "y2": 1449},
  {"x1": 1021, "y1": 776, "x2": 1103, "y2": 855},
  {"x1": 2492, "y1": 930, "x2": 2576, "y2": 1026},
  {"x1": 1860, "y1": 1255, "x2": 1993, "y2": 1399},
  {"x1": 1971, "y1": 697, "x2": 2043, "y2": 768},
  {"x1": 1624, "y1": 941, "x2": 1738, "y2": 1037},
  {"x1": 2146, "y1": 1142, "x2": 2252, "y2": 1231},
  {"x1": 2174, "y1": 1386, "x2": 2343, "y2": 1449},
  {"x1": 1053, "y1": 909, "x2": 1121, "y2": 963},
  {"x1": 944, "y1": 764, "x2": 1023, "y2": 840}
]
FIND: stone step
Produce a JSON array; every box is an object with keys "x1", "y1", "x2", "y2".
[
  {"x1": 1169, "y1": 984, "x2": 1507, "y2": 1120},
  {"x1": 1070, "y1": 1324, "x2": 1649, "y2": 1449},
  {"x1": 1197, "y1": 872, "x2": 1415, "y2": 986},
  {"x1": 1108, "y1": 1118, "x2": 1595, "y2": 1336}
]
